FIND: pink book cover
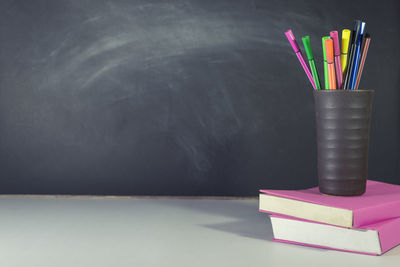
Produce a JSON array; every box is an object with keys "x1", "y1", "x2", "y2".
[
  {"x1": 270, "y1": 214, "x2": 400, "y2": 255},
  {"x1": 260, "y1": 180, "x2": 400, "y2": 227}
]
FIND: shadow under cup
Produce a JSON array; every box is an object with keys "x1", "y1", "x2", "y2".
[{"x1": 314, "y1": 90, "x2": 374, "y2": 196}]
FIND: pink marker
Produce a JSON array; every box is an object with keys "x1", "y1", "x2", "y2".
[
  {"x1": 330, "y1": 31, "x2": 343, "y2": 89},
  {"x1": 284, "y1": 30, "x2": 316, "y2": 90}
]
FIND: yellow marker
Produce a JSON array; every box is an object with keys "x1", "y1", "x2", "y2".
[{"x1": 341, "y1": 29, "x2": 351, "y2": 75}]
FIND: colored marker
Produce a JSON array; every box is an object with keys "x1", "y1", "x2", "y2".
[
  {"x1": 302, "y1": 36, "x2": 321, "y2": 90},
  {"x1": 285, "y1": 30, "x2": 316, "y2": 89},
  {"x1": 330, "y1": 31, "x2": 343, "y2": 89},
  {"x1": 341, "y1": 29, "x2": 351, "y2": 75},
  {"x1": 322, "y1": 36, "x2": 330, "y2": 90},
  {"x1": 355, "y1": 34, "x2": 371, "y2": 89},
  {"x1": 344, "y1": 20, "x2": 362, "y2": 89},
  {"x1": 349, "y1": 21, "x2": 366, "y2": 89},
  {"x1": 343, "y1": 28, "x2": 357, "y2": 89},
  {"x1": 324, "y1": 38, "x2": 336, "y2": 89}
]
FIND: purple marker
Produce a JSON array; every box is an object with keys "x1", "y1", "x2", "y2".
[
  {"x1": 285, "y1": 29, "x2": 316, "y2": 90},
  {"x1": 330, "y1": 31, "x2": 343, "y2": 89}
]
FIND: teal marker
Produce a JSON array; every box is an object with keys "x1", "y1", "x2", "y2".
[
  {"x1": 302, "y1": 36, "x2": 321, "y2": 90},
  {"x1": 321, "y1": 36, "x2": 330, "y2": 90}
]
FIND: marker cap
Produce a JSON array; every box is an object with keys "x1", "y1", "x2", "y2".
[
  {"x1": 322, "y1": 36, "x2": 330, "y2": 61},
  {"x1": 360, "y1": 22, "x2": 366, "y2": 35},
  {"x1": 302, "y1": 36, "x2": 314, "y2": 60},
  {"x1": 285, "y1": 29, "x2": 300, "y2": 52},
  {"x1": 358, "y1": 22, "x2": 366, "y2": 42},
  {"x1": 341, "y1": 29, "x2": 351, "y2": 53},
  {"x1": 325, "y1": 38, "x2": 334, "y2": 63},
  {"x1": 353, "y1": 20, "x2": 362, "y2": 44},
  {"x1": 330, "y1": 31, "x2": 340, "y2": 56}
]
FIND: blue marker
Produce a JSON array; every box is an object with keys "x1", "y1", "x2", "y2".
[{"x1": 349, "y1": 21, "x2": 366, "y2": 89}]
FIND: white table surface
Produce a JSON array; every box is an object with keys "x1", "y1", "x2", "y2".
[{"x1": 0, "y1": 197, "x2": 399, "y2": 267}]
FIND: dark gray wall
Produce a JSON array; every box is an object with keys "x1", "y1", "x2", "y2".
[{"x1": 0, "y1": 0, "x2": 399, "y2": 195}]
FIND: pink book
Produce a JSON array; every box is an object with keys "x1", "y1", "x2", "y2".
[
  {"x1": 259, "y1": 180, "x2": 400, "y2": 228},
  {"x1": 270, "y1": 214, "x2": 400, "y2": 255}
]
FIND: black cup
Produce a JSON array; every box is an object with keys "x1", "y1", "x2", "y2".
[{"x1": 314, "y1": 90, "x2": 374, "y2": 196}]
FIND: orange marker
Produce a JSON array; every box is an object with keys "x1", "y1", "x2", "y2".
[{"x1": 324, "y1": 38, "x2": 336, "y2": 90}]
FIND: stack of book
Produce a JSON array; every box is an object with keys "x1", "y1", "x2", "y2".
[{"x1": 259, "y1": 180, "x2": 400, "y2": 255}]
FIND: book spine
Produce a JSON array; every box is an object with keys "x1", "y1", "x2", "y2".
[
  {"x1": 376, "y1": 218, "x2": 400, "y2": 253},
  {"x1": 354, "y1": 200, "x2": 400, "y2": 227}
]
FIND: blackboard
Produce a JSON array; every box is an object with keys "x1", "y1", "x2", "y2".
[{"x1": 0, "y1": 0, "x2": 399, "y2": 195}]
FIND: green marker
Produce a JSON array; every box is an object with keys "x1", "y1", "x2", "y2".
[
  {"x1": 302, "y1": 36, "x2": 321, "y2": 90},
  {"x1": 322, "y1": 36, "x2": 330, "y2": 90}
]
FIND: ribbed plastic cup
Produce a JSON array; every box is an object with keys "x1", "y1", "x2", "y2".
[{"x1": 314, "y1": 90, "x2": 374, "y2": 196}]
